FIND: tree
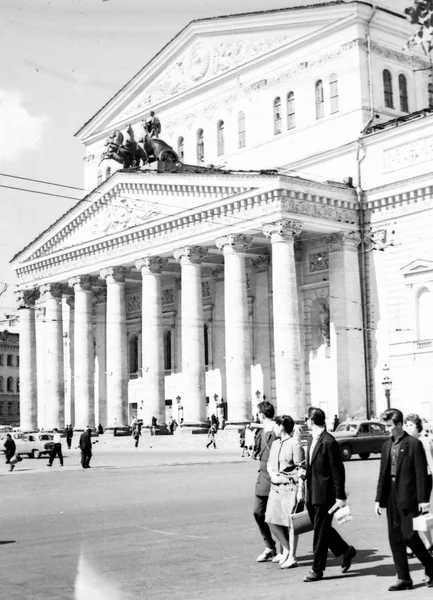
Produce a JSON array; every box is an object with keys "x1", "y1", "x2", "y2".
[{"x1": 405, "y1": 1, "x2": 433, "y2": 53}]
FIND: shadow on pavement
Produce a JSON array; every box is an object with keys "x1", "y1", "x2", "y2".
[{"x1": 0, "y1": 541, "x2": 16, "y2": 545}]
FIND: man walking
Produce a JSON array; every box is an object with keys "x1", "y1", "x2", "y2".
[
  {"x1": 48, "y1": 428, "x2": 63, "y2": 467},
  {"x1": 79, "y1": 427, "x2": 93, "y2": 469},
  {"x1": 304, "y1": 407, "x2": 356, "y2": 582},
  {"x1": 66, "y1": 425, "x2": 73, "y2": 450},
  {"x1": 253, "y1": 400, "x2": 278, "y2": 562},
  {"x1": 375, "y1": 408, "x2": 433, "y2": 591}
]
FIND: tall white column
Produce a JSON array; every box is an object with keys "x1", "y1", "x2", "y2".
[
  {"x1": 100, "y1": 267, "x2": 129, "y2": 428},
  {"x1": 136, "y1": 257, "x2": 168, "y2": 426},
  {"x1": 174, "y1": 246, "x2": 208, "y2": 426},
  {"x1": 40, "y1": 283, "x2": 65, "y2": 429},
  {"x1": 216, "y1": 234, "x2": 252, "y2": 424},
  {"x1": 264, "y1": 219, "x2": 304, "y2": 419},
  {"x1": 69, "y1": 276, "x2": 96, "y2": 429},
  {"x1": 94, "y1": 287, "x2": 107, "y2": 429},
  {"x1": 326, "y1": 231, "x2": 366, "y2": 419},
  {"x1": 16, "y1": 289, "x2": 39, "y2": 430},
  {"x1": 63, "y1": 295, "x2": 75, "y2": 427}
]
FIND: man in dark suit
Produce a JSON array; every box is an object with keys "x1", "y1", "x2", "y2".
[
  {"x1": 375, "y1": 408, "x2": 433, "y2": 591},
  {"x1": 304, "y1": 407, "x2": 356, "y2": 582},
  {"x1": 253, "y1": 401, "x2": 277, "y2": 562},
  {"x1": 79, "y1": 427, "x2": 93, "y2": 469}
]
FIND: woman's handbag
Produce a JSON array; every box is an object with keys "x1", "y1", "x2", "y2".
[
  {"x1": 9, "y1": 454, "x2": 20, "y2": 465},
  {"x1": 290, "y1": 501, "x2": 313, "y2": 535}
]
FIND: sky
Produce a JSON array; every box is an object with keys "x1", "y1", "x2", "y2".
[{"x1": 0, "y1": 0, "x2": 409, "y2": 319}]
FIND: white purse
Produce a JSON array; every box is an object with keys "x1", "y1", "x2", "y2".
[
  {"x1": 413, "y1": 513, "x2": 433, "y2": 532},
  {"x1": 334, "y1": 505, "x2": 352, "y2": 525}
]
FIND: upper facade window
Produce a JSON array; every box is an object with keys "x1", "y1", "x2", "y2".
[
  {"x1": 7, "y1": 377, "x2": 13, "y2": 393},
  {"x1": 399, "y1": 74, "x2": 409, "y2": 112},
  {"x1": 129, "y1": 334, "x2": 139, "y2": 374},
  {"x1": 287, "y1": 92, "x2": 295, "y2": 130},
  {"x1": 164, "y1": 330, "x2": 172, "y2": 371},
  {"x1": 315, "y1": 80, "x2": 324, "y2": 119},
  {"x1": 383, "y1": 69, "x2": 394, "y2": 109},
  {"x1": 418, "y1": 288, "x2": 433, "y2": 340},
  {"x1": 238, "y1": 111, "x2": 246, "y2": 148},
  {"x1": 197, "y1": 129, "x2": 204, "y2": 163},
  {"x1": 429, "y1": 83, "x2": 433, "y2": 108},
  {"x1": 178, "y1": 136, "x2": 185, "y2": 161},
  {"x1": 0, "y1": 355, "x2": 3, "y2": 366},
  {"x1": 217, "y1": 120, "x2": 225, "y2": 156},
  {"x1": 274, "y1": 97, "x2": 282, "y2": 134},
  {"x1": 330, "y1": 74, "x2": 339, "y2": 114},
  {"x1": 7, "y1": 355, "x2": 13, "y2": 367}
]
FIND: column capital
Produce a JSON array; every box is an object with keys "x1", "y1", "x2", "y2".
[
  {"x1": 68, "y1": 275, "x2": 99, "y2": 291},
  {"x1": 39, "y1": 283, "x2": 65, "y2": 299},
  {"x1": 326, "y1": 231, "x2": 361, "y2": 252},
  {"x1": 135, "y1": 256, "x2": 168, "y2": 274},
  {"x1": 263, "y1": 219, "x2": 303, "y2": 240},
  {"x1": 15, "y1": 288, "x2": 40, "y2": 309},
  {"x1": 65, "y1": 295, "x2": 75, "y2": 309},
  {"x1": 215, "y1": 234, "x2": 253, "y2": 253},
  {"x1": 251, "y1": 255, "x2": 270, "y2": 272},
  {"x1": 173, "y1": 246, "x2": 208, "y2": 265},
  {"x1": 100, "y1": 266, "x2": 130, "y2": 283}
]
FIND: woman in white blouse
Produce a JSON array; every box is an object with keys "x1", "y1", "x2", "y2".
[{"x1": 265, "y1": 415, "x2": 305, "y2": 569}]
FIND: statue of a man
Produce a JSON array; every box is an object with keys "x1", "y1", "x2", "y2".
[
  {"x1": 318, "y1": 303, "x2": 330, "y2": 346},
  {"x1": 146, "y1": 111, "x2": 161, "y2": 138}
]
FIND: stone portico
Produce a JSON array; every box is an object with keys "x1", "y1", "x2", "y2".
[{"x1": 13, "y1": 171, "x2": 366, "y2": 429}]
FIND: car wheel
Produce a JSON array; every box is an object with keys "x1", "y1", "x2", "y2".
[
  {"x1": 33, "y1": 450, "x2": 41, "y2": 459},
  {"x1": 359, "y1": 452, "x2": 370, "y2": 460},
  {"x1": 340, "y1": 444, "x2": 352, "y2": 461}
]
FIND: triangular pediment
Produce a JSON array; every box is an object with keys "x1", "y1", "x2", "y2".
[
  {"x1": 77, "y1": 3, "x2": 350, "y2": 140},
  {"x1": 401, "y1": 259, "x2": 433, "y2": 277}
]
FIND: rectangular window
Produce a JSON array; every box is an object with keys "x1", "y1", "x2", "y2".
[
  {"x1": 238, "y1": 112, "x2": 246, "y2": 148},
  {"x1": 7, "y1": 355, "x2": 13, "y2": 367},
  {"x1": 330, "y1": 77, "x2": 339, "y2": 114},
  {"x1": 16, "y1": 356, "x2": 19, "y2": 367},
  {"x1": 0, "y1": 355, "x2": 3, "y2": 366}
]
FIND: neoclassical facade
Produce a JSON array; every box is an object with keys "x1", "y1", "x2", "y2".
[{"x1": 11, "y1": 2, "x2": 433, "y2": 428}]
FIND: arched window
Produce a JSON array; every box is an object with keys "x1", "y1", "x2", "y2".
[
  {"x1": 429, "y1": 83, "x2": 433, "y2": 108},
  {"x1": 315, "y1": 80, "x2": 324, "y2": 119},
  {"x1": 178, "y1": 136, "x2": 184, "y2": 160},
  {"x1": 330, "y1": 74, "x2": 339, "y2": 114},
  {"x1": 105, "y1": 166, "x2": 111, "y2": 180},
  {"x1": 196, "y1": 129, "x2": 204, "y2": 163},
  {"x1": 16, "y1": 378, "x2": 20, "y2": 393},
  {"x1": 0, "y1": 377, "x2": 3, "y2": 392},
  {"x1": 399, "y1": 74, "x2": 409, "y2": 112},
  {"x1": 204, "y1": 324, "x2": 209, "y2": 367},
  {"x1": 164, "y1": 330, "x2": 172, "y2": 371},
  {"x1": 97, "y1": 169, "x2": 102, "y2": 186},
  {"x1": 287, "y1": 92, "x2": 295, "y2": 129},
  {"x1": 7, "y1": 377, "x2": 13, "y2": 393},
  {"x1": 418, "y1": 288, "x2": 433, "y2": 340},
  {"x1": 383, "y1": 69, "x2": 393, "y2": 108},
  {"x1": 129, "y1": 335, "x2": 139, "y2": 374},
  {"x1": 274, "y1": 97, "x2": 282, "y2": 134},
  {"x1": 238, "y1": 111, "x2": 246, "y2": 148},
  {"x1": 217, "y1": 120, "x2": 225, "y2": 156}
]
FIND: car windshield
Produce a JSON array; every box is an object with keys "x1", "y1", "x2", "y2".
[
  {"x1": 39, "y1": 434, "x2": 52, "y2": 440},
  {"x1": 336, "y1": 423, "x2": 358, "y2": 432}
]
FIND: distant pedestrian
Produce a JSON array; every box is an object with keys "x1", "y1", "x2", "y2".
[
  {"x1": 206, "y1": 423, "x2": 217, "y2": 449},
  {"x1": 133, "y1": 427, "x2": 141, "y2": 448},
  {"x1": 98, "y1": 423, "x2": 104, "y2": 435},
  {"x1": 4, "y1": 434, "x2": 16, "y2": 472},
  {"x1": 79, "y1": 427, "x2": 93, "y2": 469},
  {"x1": 48, "y1": 428, "x2": 64, "y2": 467},
  {"x1": 245, "y1": 425, "x2": 255, "y2": 458},
  {"x1": 332, "y1": 415, "x2": 340, "y2": 432},
  {"x1": 240, "y1": 426, "x2": 247, "y2": 457},
  {"x1": 151, "y1": 416, "x2": 157, "y2": 436},
  {"x1": 66, "y1": 425, "x2": 73, "y2": 450}
]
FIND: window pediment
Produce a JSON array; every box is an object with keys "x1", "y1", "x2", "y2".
[{"x1": 401, "y1": 259, "x2": 433, "y2": 283}]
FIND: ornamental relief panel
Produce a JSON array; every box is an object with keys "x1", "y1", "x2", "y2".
[{"x1": 383, "y1": 137, "x2": 433, "y2": 173}]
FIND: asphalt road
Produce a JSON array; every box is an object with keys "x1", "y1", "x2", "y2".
[{"x1": 0, "y1": 449, "x2": 430, "y2": 600}]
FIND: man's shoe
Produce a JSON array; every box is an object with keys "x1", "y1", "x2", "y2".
[
  {"x1": 388, "y1": 580, "x2": 413, "y2": 591},
  {"x1": 426, "y1": 578, "x2": 433, "y2": 588},
  {"x1": 341, "y1": 545, "x2": 356, "y2": 573},
  {"x1": 304, "y1": 569, "x2": 323, "y2": 582},
  {"x1": 256, "y1": 548, "x2": 276, "y2": 562}
]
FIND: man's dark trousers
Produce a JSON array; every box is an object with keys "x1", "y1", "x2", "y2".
[
  {"x1": 81, "y1": 450, "x2": 92, "y2": 468},
  {"x1": 307, "y1": 503, "x2": 349, "y2": 573},
  {"x1": 49, "y1": 443, "x2": 63, "y2": 466},
  {"x1": 387, "y1": 480, "x2": 433, "y2": 581},
  {"x1": 253, "y1": 495, "x2": 275, "y2": 550}
]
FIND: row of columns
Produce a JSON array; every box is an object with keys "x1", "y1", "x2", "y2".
[{"x1": 16, "y1": 221, "x2": 363, "y2": 430}]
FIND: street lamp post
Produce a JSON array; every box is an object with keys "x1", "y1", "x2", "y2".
[
  {"x1": 176, "y1": 395, "x2": 183, "y2": 423},
  {"x1": 382, "y1": 365, "x2": 392, "y2": 410}
]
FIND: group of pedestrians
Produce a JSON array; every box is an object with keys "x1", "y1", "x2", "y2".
[{"x1": 253, "y1": 401, "x2": 433, "y2": 591}]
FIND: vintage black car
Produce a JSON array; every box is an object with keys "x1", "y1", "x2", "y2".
[{"x1": 333, "y1": 420, "x2": 390, "y2": 461}]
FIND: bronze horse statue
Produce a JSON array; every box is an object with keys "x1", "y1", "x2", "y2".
[{"x1": 100, "y1": 124, "x2": 179, "y2": 169}]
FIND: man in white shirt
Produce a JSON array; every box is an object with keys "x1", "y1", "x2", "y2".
[{"x1": 48, "y1": 428, "x2": 63, "y2": 467}]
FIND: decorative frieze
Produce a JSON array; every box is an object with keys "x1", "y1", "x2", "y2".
[
  {"x1": 201, "y1": 281, "x2": 211, "y2": 298},
  {"x1": 162, "y1": 289, "x2": 174, "y2": 305},
  {"x1": 383, "y1": 136, "x2": 433, "y2": 173},
  {"x1": 212, "y1": 265, "x2": 224, "y2": 280},
  {"x1": 126, "y1": 294, "x2": 141, "y2": 314},
  {"x1": 309, "y1": 251, "x2": 329, "y2": 273}
]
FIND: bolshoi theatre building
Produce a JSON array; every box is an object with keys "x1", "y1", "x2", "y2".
[{"x1": 11, "y1": 1, "x2": 433, "y2": 431}]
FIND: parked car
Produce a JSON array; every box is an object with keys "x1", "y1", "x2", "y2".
[
  {"x1": 0, "y1": 426, "x2": 13, "y2": 434},
  {"x1": 0, "y1": 432, "x2": 54, "y2": 458},
  {"x1": 294, "y1": 421, "x2": 311, "y2": 446},
  {"x1": 333, "y1": 420, "x2": 390, "y2": 461}
]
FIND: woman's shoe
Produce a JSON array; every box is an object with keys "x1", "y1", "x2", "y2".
[
  {"x1": 280, "y1": 558, "x2": 298, "y2": 569},
  {"x1": 272, "y1": 553, "x2": 283, "y2": 563}
]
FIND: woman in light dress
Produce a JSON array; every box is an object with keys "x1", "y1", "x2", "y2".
[{"x1": 265, "y1": 415, "x2": 305, "y2": 569}]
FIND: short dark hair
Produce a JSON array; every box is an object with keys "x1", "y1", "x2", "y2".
[
  {"x1": 309, "y1": 407, "x2": 326, "y2": 426},
  {"x1": 381, "y1": 408, "x2": 403, "y2": 426},
  {"x1": 307, "y1": 406, "x2": 318, "y2": 419},
  {"x1": 275, "y1": 415, "x2": 294, "y2": 435},
  {"x1": 404, "y1": 413, "x2": 423, "y2": 433},
  {"x1": 257, "y1": 401, "x2": 275, "y2": 420}
]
